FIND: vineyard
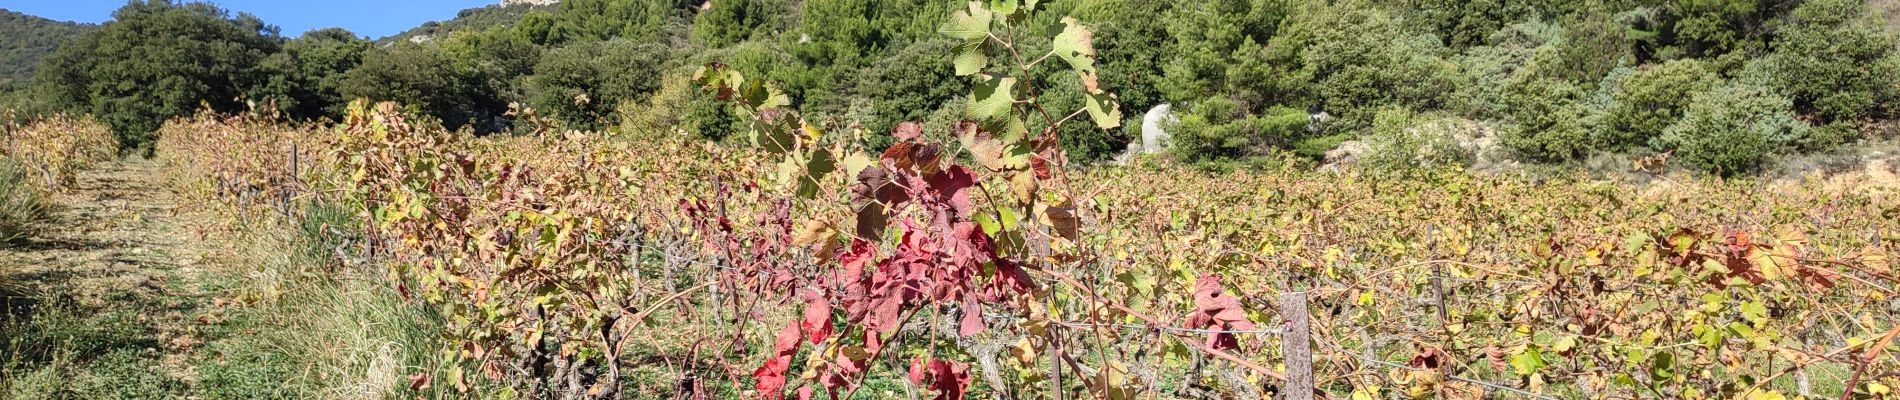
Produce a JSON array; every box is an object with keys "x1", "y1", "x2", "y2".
[{"x1": 6, "y1": 2, "x2": 1900, "y2": 400}]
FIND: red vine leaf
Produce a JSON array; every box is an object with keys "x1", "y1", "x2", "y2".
[
  {"x1": 959, "y1": 296, "x2": 985, "y2": 336},
  {"x1": 909, "y1": 359, "x2": 972, "y2": 400},
  {"x1": 1185, "y1": 275, "x2": 1254, "y2": 351},
  {"x1": 801, "y1": 290, "x2": 833, "y2": 344},
  {"x1": 893, "y1": 122, "x2": 923, "y2": 141},
  {"x1": 753, "y1": 322, "x2": 803, "y2": 399}
]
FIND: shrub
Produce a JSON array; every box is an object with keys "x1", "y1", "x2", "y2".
[
  {"x1": 0, "y1": 159, "x2": 50, "y2": 243},
  {"x1": 1499, "y1": 77, "x2": 1592, "y2": 161},
  {"x1": 1168, "y1": 98, "x2": 1309, "y2": 163},
  {"x1": 1449, "y1": 20, "x2": 1557, "y2": 119},
  {"x1": 526, "y1": 39, "x2": 669, "y2": 130},
  {"x1": 1656, "y1": 83, "x2": 1810, "y2": 176},
  {"x1": 1596, "y1": 59, "x2": 1718, "y2": 150},
  {"x1": 823, "y1": 38, "x2": 966, "y2": 150},
  {"x1": 1801, "y1": 121, "x2": 1861, "y2": 151},
  {"x1": 1750, "y1": 0, "x2": 1900, "y2": 122},
  {"x1": 1359, "y1": 106, "x2": 1475, "y2": 171},
  {"x1": 1271, "y1": 1, "x2": 1459, "y2": 131},
  {"x1": 338, "y1": 44, "x2": 496, "y2": 133},
  {"x1": 617, "y1": 69, "x2": 699, "y2": 138}
]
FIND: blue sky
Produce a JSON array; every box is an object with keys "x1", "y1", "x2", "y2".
[{"x1": 0, "y1": 0, "x2": 499, "y2": 39}]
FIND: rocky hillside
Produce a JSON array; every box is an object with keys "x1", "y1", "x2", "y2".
[{"x1": 381, "y1": 2, "x2": 554, "y2": 44}]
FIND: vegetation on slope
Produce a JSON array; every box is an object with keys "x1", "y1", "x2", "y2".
[{"x1": 0, "y1": 10, "x2": 94, "y2": 93}]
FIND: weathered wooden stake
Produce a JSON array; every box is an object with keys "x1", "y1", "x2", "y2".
[{"x1": 1281, "y1": 291, "x2": 1313, "y2": 400}]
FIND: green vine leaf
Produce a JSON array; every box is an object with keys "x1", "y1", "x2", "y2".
[
  {"x1": 952, "y1": 41, "x2": 990, "y2": 76},
  {"x1": 957, "y1": 120, "x2": 1030, "y2": 172},
  {"x1": 1509, "y1": 348, "x2": 1546, "y2": 376},
  {"x1": 1052, "y1": 17, "x2": 1096, "y2": 74},
  {"x1": 941, "y1": 1, "x2": 993, "y2": 77},
  {"x1": 969, "y1": 74, "x2": 1016, "y2": 120},
  {"x1": 1083, "y1": 85, "x2": 1122, "y2": 129},
  {"x1": 989, "y1": 0, "x2": 1018, "y2": 18}
]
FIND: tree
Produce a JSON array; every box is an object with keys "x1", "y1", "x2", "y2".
[
  {"x1": 1399, "y1": 0, "x2": 1538, "y2": 49},
  {"x1": 690, "y1": 0, "x2": 790, "y2": 48},
  {"x1": 526, "y1": 39, "x2": 668, "y2": 130},
  {"x1": 1072, "y1": 0, "x2": 1176, "y2": 117},
  {"x1": 1268, "y1": 0, "x2": 1458, "y2": 132},
  {"x1": 823, "y1": 38, "x2": 966, "y2": 149},
  {"x1": 1657, "y1": 0, "x2": 1799, "y2": 59},
  {"x1": 284, "y1": 28, "x2": 370, "y2": 120},
  {"x1": 520, "y1": 0, "x2": 695, "y2": 46},
  {"x1": 338, "y1": 44, "x2": 490, "y2": 131},
  {"x1": 1155, "y1": 0, "x2": 1289, "y2": 107},
  {"x1": 33, "y1": 0, "x2": 285, "y2": 151},
  {"x1": 441, "y1": 29, "x2": 542, "y2": 113}
]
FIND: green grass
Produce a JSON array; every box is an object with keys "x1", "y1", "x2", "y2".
[
  {"x1": 2, "y1": 200, "x2": 461, "y2": 399},
  {"x1": 0, "y1": 297, "x2": 180, "y2": 398},
  {"x1": 179, "y1": 200, "x2": 459, "y2": 399},
  {"x1": 0, "y1": 158, "x2": 52, "y2": 244}
]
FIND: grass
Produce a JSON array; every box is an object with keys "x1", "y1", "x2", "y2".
[
  {"x1": 1, "y1": 199, "x2": 461, "y2": 399},
  {"x1": 181, "y1": 201, "x2": 459, "y2": 399},
  {"x1": 0, "y1": 291, "x2": 181, "y2": 398},
  {"x1": 0, "y1": 158, "x2": 52, "y2": 244}
]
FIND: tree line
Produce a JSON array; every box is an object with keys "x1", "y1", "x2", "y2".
[{"x1": 6, "y1": 0, "x2": 1898, "y2": 175}]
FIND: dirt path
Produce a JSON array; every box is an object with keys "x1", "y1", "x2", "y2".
[{"x1": 1, "y1": 157, "x2": 216, "y2": 391}]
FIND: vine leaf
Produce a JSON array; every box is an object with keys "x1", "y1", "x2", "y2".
[
  {"x1": 1083, "y1": 85, "x2": 1123, "y2": 129},
  {"x1": 956, "y1": 120, "x2": 1029, "y2": 172},
  {"x1": 1184, "y1": 275, "x2": 1253, "y2": 351},
  {"x1": 801, "y1": 290, "x2": 834, "y2": 344},
  {"x1": 1509, "y1": 348, "x2": 1545, "y2": 376},
  {"x1": 1034, "y1": 202, "x2": 1079, "y2": 242},
  {"x1": 1051, "y1": 17, "x2": 1096, "y2": 73},
  {"x1": 1053, "y1": 18, "x2": 1121, "y2": 129},
  {"x1": 940, "y1": 2, "x2": 992, "y2": 76},
  {"x1": 969, "y1": 74, "x2": 1016, "y2": 120},
  {"x1": 753, "y1": 322, "x2": 803, "y2": 399},
  {"x1": 959, "y1": 296, "x2": 985, "y2": 335},
  {"x1": 989, "y1": 0, "x2": 1018, "y2": 16},
  {"x1": 908, "y1": 359, "x2": 973, "y2": 400},
  {"x1": 1087, "y1": 360, "x2": 1136, "y2": 400}
]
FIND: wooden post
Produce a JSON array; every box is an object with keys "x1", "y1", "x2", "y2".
[{"x1": 1281, "y1": 291, "x2": 1312, "y2": 400}]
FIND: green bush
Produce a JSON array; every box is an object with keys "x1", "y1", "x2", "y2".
[
  {"x1": 1656, "y1": 83, "x2": 1810, "y2": 176},
  {"x1": 1271, "y1": 1, "x2": 1459, "y2": 132},
  {"x1": 1596, "y1": 59, "x2": 1717, "y2": 150},
  {"x1": 823, "y1": 38, "x2": 966, "y2": 150},
  {"x1": 0, "y1": 159, "x2": 50, "y2": 244},
  {"x1": 1749, "y1": 0, "x2": 1900, "y2": 122},
  {"x1": 1499, "y1": 77, "x2": 1592, "y2": 161},
  {"x1": 1451, "y1": 47, "x2": 1535, "y2": 120},
  {"x1": 1359, "y1": 106, "x2": 1474, "y2": 171},
  {"x1": 1169, "y1": 99, "x2": 1309, "y2": 163},
  {"x1": 618, "y1": 69, "x2": 699, "y2": 138},
  {"x1": 526, "y1": 39, "x2": 669, "y2": 130},
  {"x1": 339, "y1": 44, "x2": 495, "y2": 132}
]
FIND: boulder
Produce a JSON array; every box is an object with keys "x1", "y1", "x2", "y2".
[{"x1": 1141, "y1": 104, "x2": 1176, "y2": 154}]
